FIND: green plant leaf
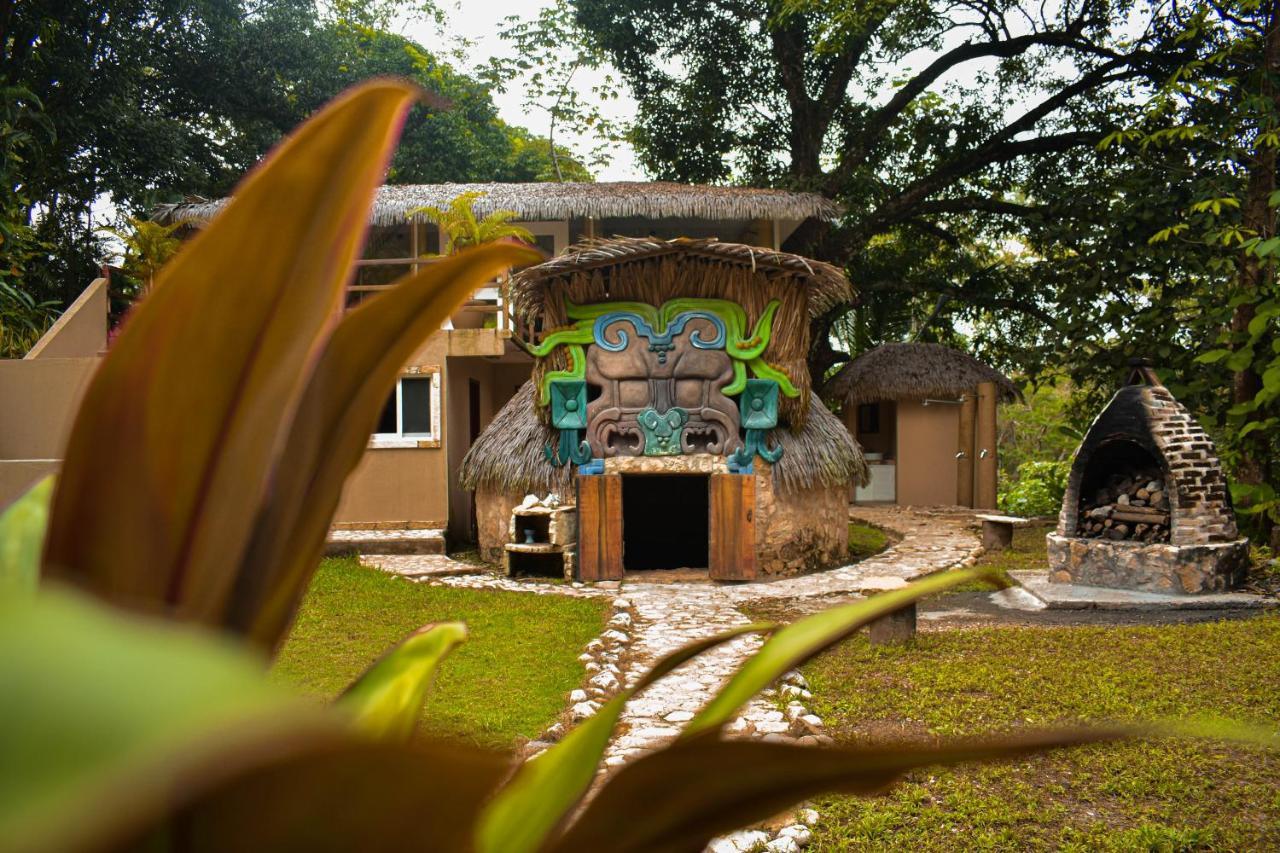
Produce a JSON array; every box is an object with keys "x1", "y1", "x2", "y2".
[
  {"x1": 1193, "y1": 348, "x2": 1232, "y2": 364},
  {"x1": 551, "y1": 729, "x2": 1136, "y2": 852},
  {"x1": 475, "y1": 623, "x2": 774, "y2": 853},
  {"x1": 0, "y1": 585, "x2": 335, "y2": 853},
  {"x1": 337, "y1": 622, "x2": 468, "y2": 742},
  {"x1": 42, "y1": 81, "x2": 419, "y2": 624},
  {"x1": 681, "y1": 566, "x2": 1010, "y2": 738},
  {"x1": 226, "y1": 242, "x2": 540, "y2": 651},
  {"x1": 0, "y1": 475, "x2": 52, "y2": 596}
]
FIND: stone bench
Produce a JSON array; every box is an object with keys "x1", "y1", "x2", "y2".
[
  {"x1": 975, "y1": 514, "x2": 1028, "y2": 552},
  {"x1": 854, "y1": 576, "x2": 916, "y2": 644}
]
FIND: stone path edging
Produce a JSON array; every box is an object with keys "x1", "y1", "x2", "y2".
[{"x1": 359, "y1": 505, "x2": 985, "y2": 852}]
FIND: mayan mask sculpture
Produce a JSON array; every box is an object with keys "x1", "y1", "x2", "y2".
[{"x1": 533, "y1": 298, "x2": 797, "y2": 461}]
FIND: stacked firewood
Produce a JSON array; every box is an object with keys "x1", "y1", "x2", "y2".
[{"x1": 1077, "y1": 468, "x2": 1171, "y2": 543}]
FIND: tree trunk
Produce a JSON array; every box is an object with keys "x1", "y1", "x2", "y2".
[{"x1": 1233, "y1": 0, "x2": 1280, "y2": 532}]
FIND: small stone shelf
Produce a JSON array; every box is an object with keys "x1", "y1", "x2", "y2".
[{"x1": 505, "y1": 504, "x2": 577, "y2": 579}]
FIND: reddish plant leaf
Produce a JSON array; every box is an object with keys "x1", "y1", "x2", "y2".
[
  {"x1": 43, "y1": 81, "x2": 418, "y2": 623},
  {"x1": 226, "y1": 243, "x2": 539, "y2": 650},
  {"x1": 550, "y1": 729, "x2": 1135, "y2": 853}
]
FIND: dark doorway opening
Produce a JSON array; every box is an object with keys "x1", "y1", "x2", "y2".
[{"x1": 622, "y1": 474, "x2": 709, "y2": 570}]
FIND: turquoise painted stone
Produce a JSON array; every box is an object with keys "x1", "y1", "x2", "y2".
[
  {"x1": 739, "y1": 379, "x2": 779, "y2": 429},
  {"x1": 637, "y1": 407, "x2": 688, "y2": 456},
  {"x1": 549, "y1": 380, "x2": 588, "y2": 429}
]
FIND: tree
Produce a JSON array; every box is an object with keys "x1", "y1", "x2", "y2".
[
  {"x1": 1, "y1": 0, "x2": 587, "y2": 310},
  {"x1": 552, "y1": 0, "x2": 1183, "y2": 375}
]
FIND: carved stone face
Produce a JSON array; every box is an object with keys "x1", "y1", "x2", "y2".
[{"x1": 585, "y1": 315, "x2": 744, "y2": 458}]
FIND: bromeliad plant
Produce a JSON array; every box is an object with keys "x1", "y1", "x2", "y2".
[{"x1": 0, "y1": 81, "x2": 1164, "y2": 853}]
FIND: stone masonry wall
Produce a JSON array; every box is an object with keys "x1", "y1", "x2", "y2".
[
  {"x1": 1144, "y1": 385, "x2": 1238, "y2": 545},
  {"x1": 476, "y1": 488, "x2": 527, "y2": 564},
  {"x1": 754, "y1": 461, "x2": 849, "y2": 578}
]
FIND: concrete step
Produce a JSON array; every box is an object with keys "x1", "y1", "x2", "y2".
[{"x1": 324, "y1": 528, "x2": 445, "y2": 556}]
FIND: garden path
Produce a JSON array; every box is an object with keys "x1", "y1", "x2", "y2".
[{"x1": 360, "y1": 505, "x2": 982, "y2": 760}]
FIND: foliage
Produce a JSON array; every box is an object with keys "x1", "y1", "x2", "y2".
[
  {"x1": 999, "y1": 461, "x2": 1072, "y2": 518},
  {"x1": 0, "y1": 0, "x2": 585, "y2": 313},
  {"x1": 997, "y1": 379, "x2": 1092, "y2": 482},
  {"x1": 0, "y1": 82, "x2": 1150, "y2": 853},
  {"x1": 273, "y1": 556, "x2": 606, "y2": 747},
  {"x1": 97, "y1": 216, "x2": 187, "y2": 297},
  {"x1": 0, "y1": 278, "x2": 58, "y2": 358},
  {"x1": 488, "y1": 0, "x2": 623, "y2": 178},
  {"x1": 409, "y1": 191, "x2": 535, "y2": 254}
]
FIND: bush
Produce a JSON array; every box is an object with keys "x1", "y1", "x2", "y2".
[{"x1": 999, "y1": 460, "x2": 1071, "y2": 518}]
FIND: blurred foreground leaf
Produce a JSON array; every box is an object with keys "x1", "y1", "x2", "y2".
[
  {"x1": 337, "y1": 622, "x2": 468, "y2": 741},
  {"x1": 43, "y1": 80, "x2": 419, "y2": 624},
  {"x1": 0, "y1": 476, "x2": 52, "y2": 596}
]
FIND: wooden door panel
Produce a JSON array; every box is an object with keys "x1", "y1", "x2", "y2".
[
  {"x1": 577, "y1": 473, "x2": 623, "y2": 581},
  {"x1": 709, "y1": 472, "x2": 756, "y2": 581}
]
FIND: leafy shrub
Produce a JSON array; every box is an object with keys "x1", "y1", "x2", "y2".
[{"x1": 999, "y1": 460, "x2": 1071, "y2": 518}]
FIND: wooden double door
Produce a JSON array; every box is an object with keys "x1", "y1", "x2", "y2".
[{"x1": 576, "y1": 472, "x2": 756, "y2": 581}]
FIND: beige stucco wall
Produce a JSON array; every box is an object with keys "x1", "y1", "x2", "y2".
[
  {"x1": 334, "y1": 333, "x2": 448, "y2": 526},
  {"x1": 26, "y1": 278, "x2": 108, "y2": 359},
  {"x1": 0, "y1": 358, "x2": 99, "y2": 459},
  {"x1": 895, "y1": 400, "x2": 960, "y2": 506}
]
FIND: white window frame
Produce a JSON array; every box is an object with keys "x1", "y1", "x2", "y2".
[{"x1": 369, "y1": 369, "x2": 442, "y2": 449}]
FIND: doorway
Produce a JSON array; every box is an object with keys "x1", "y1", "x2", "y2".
[{"x1": 621, "y1": 474, "x2": 709, "y2": 570}]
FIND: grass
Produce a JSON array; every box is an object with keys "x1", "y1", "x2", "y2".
[
  {"x1": 849, "y1": 522, "x2": 891, "y2": 561},
  {"x1": 794, "y1": 610, "x2": 1280, "y2": 849},
  {"x1": 273, "y1": 556, "x2": 607, "y2": 748}
]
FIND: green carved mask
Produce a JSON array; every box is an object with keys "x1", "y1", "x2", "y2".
[{"x1": 637, "y1": 407, "x2": 689, "y2": 456}]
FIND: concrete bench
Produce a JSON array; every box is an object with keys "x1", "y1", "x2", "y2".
[
  {"x1": 854, "y1": 576, "x2": 916, "y2": 644},
  {"x1": 975, "y1": 514, "x2": 1028, "y2": 551}
]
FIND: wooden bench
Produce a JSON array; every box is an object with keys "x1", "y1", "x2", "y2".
[
  {"x1": 854, "y1": 576, "x2": 916, "y2": 644},
  {"x1": 975, "y1": 514, "x2": 1028, "y2": 551}
]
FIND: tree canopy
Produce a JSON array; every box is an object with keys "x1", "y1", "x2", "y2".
[{"x1": 0, "y1": 0, "x2": 587, "y2": 306}]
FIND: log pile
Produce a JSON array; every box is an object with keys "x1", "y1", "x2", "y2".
[{"x1": 1077, "y1": 467, "x2": 1171, "y2": 543}]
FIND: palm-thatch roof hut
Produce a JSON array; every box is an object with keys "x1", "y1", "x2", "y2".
[
  {"x1": 823, "y1": 342, "x2": 1020, "y2": 509},
  {"x1": 152, "y1": 181, "x2": 842, "y2": 228},
  {"x1": 824, "y1": 342, "x2": 1021, "y2": 407},
  {"x1": 463, "y1": 237, "x2": 864, "y2": 580}
]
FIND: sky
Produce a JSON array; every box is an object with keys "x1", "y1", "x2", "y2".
[{"x1": 404, "y1": 0, "x2": 645, "y2": 181}]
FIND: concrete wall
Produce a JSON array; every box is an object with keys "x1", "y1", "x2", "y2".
[
  {"x1": 26, "y1": 279, "x2": 108, "y2": 359},
  {"x1": 895, "y1": 400, "x2": 960, "y2": 506}
]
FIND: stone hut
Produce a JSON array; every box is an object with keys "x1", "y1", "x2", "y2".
[{"x1": 460, "y1": 236, "x2": 867, "y2": 580}]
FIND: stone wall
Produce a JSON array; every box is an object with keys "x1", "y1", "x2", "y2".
[
  {"x1": 475, "y1": 488, "x2": 527, "y2": 564},
  {"x1": 754, "y1": 462, "x2": 848, "y2": 577},
  {"x1": 1047, "y1": 532, "x2": 1249, "y2": 594}
]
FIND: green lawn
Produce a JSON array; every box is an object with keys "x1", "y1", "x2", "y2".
[
  {"x1": 799, "y1": 613, "x2": 1280, "y2": 850},
  {"x1": 273, "y1": 557, "x2": 607, "y2": 748},
  {"x1": 849, "y1": 522, "x2": 891, "y2": 561}
]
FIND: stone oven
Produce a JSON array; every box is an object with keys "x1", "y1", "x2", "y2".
[
  {"x1": 1046, "y1": 362, "x2": 1249, "y2": 593},
  {"x1": 460, "y1": 237, "x2": 868, "y2": 581}
]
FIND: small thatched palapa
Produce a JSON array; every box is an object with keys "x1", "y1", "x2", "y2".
[
  {"x1": 824, "y1": 342, "x2": 1022, "y2": 408},
  {"x1": 152, "y1": 181, "x2": 843, "y2": 227},
  {"x1": 460, "y1": 382, "x2": 868, "y2": 496},
  {"x1": 513, "y1": 236, "x2": 855, "y2": 428}
]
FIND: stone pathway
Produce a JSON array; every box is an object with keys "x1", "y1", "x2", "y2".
[{"x1": 357, "y1": 505, "x2": 983, "y2": 851}]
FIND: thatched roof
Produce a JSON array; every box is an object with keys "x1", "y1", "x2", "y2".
[
  {"x1": 515, "y1": 237, "x2": 854, "y2": 429},
  {"x1": 460, "y1": 382, "x2": 868, "y2": 496},
  {"x1": 824, "y1": 342, "x2": 1022, "y2": 407},
  {"x1": 152, "y1": 182, "x2": 842, "y2": 227}
]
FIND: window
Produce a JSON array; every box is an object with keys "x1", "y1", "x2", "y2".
[
  {"x1": 857, "y1": 403, "x2": 880, "y2": 435},
  {"x1": 371, "y1": 373, "x2": 441, "y2": 448}
]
